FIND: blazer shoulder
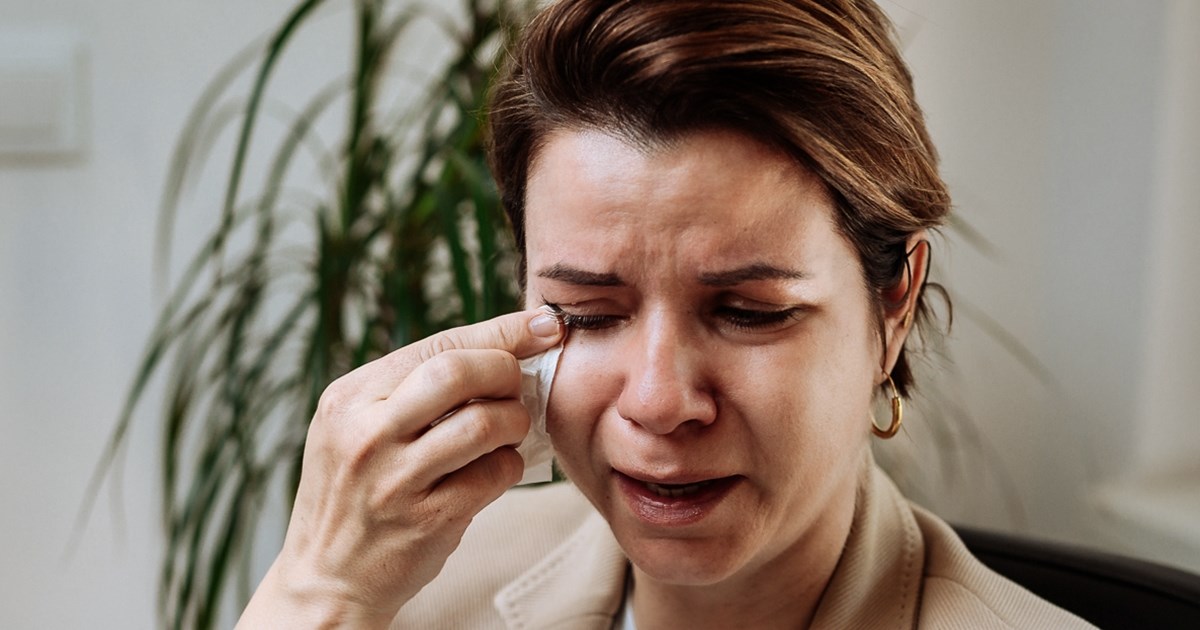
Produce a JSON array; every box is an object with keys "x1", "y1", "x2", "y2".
[
  {"x1": 391, "y1": 482, "x2": 597, "y2": 629},
  {"x1": 911, "y1": 504, "x2": 1096, "y2": 629},
  {"x1": 479, "y1": 481, "x2": 596, "y2": 533}
]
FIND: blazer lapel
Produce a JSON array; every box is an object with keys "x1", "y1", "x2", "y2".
[
  {"x1": 494, "y1": 510, "x2": 628, "y2": 629},
  {"x1": 809, "y1": 454, "x2": 925, "y2": 629}
]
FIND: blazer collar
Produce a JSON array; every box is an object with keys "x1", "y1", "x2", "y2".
[
  {"x1": 493, "y1": 509, "x2": 628, "y2": 629},
  {"x1": 809, "y1": 453, "x2": 925, "y2": 629}
]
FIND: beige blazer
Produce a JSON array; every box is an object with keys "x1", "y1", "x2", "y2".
[{"x1": 392, "y1": 459, "x2": 1093, "y2": 629}]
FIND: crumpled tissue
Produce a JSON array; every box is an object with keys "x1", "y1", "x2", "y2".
[{"x1": 515, "y1": 344, "x2": 563, "y2": 484}]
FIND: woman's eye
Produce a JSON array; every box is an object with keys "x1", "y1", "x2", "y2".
[
  {"x1": 560, "y1": 313, "x2": 621, "y2": 330},
  {"x1": 716, "y1": 306, "x2": 803, "y2": 330},
  {"x1": 542, "y1": 301, "x2": 622, "y2": 331}
]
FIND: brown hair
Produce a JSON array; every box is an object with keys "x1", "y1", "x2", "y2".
[{"x1": 486, "y1": 0, "x2": 951, "y2": 395}]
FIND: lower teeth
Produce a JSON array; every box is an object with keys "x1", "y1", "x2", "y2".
[{"x1": 644, "y1": 481, "x2": 711, "y2": 498}]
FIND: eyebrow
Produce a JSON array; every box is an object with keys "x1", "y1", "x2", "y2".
[
  {"x1": 698, "y1": 264, "x2": 808, "y2": 287},
  {"x1": 536, "y1": 264, "x2": 625, "y2": 286},
  {"x1": 536, "y1": 262, "x2": 806, "y2": 288}
]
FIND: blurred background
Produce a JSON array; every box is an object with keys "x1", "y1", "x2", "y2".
[{"x1": 1, "y1": 0, "x2": 1196, "y2": 627}]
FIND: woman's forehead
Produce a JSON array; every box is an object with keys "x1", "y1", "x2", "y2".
[
  {"x1": 523, "y1": 128, "x2": 843, "y2": 276},
  {"x1": 527, "y1": 127, "x2": 819, "y2": 200}
]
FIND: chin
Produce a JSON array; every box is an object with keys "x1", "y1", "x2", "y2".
[{"x1": 615, "y1": 527, "x2": 751, "y2": 586}]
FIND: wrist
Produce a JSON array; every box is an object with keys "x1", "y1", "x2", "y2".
[{"x1": 238, "y1": 559, "x2": 396, "y2": 630}]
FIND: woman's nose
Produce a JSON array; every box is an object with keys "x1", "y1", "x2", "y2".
[{"x1": 614, "y1": 315, "x2": 717, "y2": 435}]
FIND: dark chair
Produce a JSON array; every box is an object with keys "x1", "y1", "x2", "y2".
[{"x1": 956, "y1": 525, "x2": 1200, "y2": 629}]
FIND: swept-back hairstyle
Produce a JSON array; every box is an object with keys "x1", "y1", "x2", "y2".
[{"x1": 486, "y1": 0, "x2": 951, "y2": 394}]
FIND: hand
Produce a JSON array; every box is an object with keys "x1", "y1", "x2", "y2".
[{"x1": 237, "y1": 309, "x2": 564, "y2": 629}]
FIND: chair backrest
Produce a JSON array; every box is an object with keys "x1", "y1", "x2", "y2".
[{"x1": 956, "y1": 525, "x2": 1200, "y2": 630}]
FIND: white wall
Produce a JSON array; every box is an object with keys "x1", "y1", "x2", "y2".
[
  {"x1": 0, "y1": 1, "x2": 348, "y2": 627},
  {"x1": 1, "y1": 1, "x2": 1196, "y2": 627},
  {"x1": 888, "y1": 0, "x2": 1200, "y2": 572},
  {"x1": 1092, "y1": 0, "x2": 1200, "y2": 568}
]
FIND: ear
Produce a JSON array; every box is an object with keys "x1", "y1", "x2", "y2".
[{"x1": 880, "y1": 231, "x2": 931, "y2": 376}]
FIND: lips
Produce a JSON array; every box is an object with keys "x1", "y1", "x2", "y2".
[
  {"x1": 643, "y1": 480, "x2": 717, "y2": 498},
  {"x1": 615, "y1": 470, "x2": 741, "y2": 527}
]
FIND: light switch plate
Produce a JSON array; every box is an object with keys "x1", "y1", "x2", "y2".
[{"x1": 0, "y1": 28, "x2": 87, "y2": 158}]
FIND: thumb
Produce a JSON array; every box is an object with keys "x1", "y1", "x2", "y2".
[
  {"x1": 415, "y1": 307, "x2": 564, "y2": 364},
  {"x1": 361, "y1": 309, "x2": 563, "y2": 387},
  {"x1": 330, "y1": 309, "x2": 564, "y2": 403}
]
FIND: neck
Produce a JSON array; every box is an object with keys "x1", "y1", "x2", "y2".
[{"x1": 628, "y1": 470, "x2": 860, "y2": 630}]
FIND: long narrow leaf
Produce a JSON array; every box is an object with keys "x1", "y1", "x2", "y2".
[{"x1": 90, "y1": 3, "x2": 539, "y2": 627}]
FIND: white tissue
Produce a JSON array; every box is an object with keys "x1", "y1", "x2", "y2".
[{"x1": 515, "y1": 345, "x2": 563, "y2": 484}]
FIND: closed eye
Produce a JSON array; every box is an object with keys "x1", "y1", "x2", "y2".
[
  {"x1": 560, "y1": 313, "x2": 621, "y2": 330},
  {"x1": 715, "y1": 306, "x2": 804, "y2": 331},
  {"x1": 541, "y1": 300, "x2": 802, "y2": 333},
  {"x1": 542, "y1": 301, "x2": 623, "y2": 331}
]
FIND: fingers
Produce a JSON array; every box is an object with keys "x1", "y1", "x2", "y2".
[
  {"x1": 381, "y1": 349, "x2": 523, "y2": 432},
  {"x1": 249, "y1": 307, "x2": 566, "y2": 619},
  {"x1": 422, "y1": 307, "x2": 564, "y2": 361},
  {"x1": 263, "y1": 310, "x2": 565, "y2": 621},
  {"x1": 404, "y1": 398, "x2": 531, "y2": 487},
  {"x1": 432, "y1": 446, "x2": 525, "y2": 511},
  {"x1": 350, "y1": 309, "x2": 564, "y2": 400}
]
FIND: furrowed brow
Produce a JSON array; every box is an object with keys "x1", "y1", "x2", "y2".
[
  {"x1": 698, "y1": 263, "x2": 808, "y2": 287},
  {"x1": 536, "y1": 263, "x2": 625, "y2": 287}
]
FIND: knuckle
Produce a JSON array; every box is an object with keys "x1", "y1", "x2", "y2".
[
  {"x1": 314, "y1": 374, "x2": 358, "y2": 423},
  {"x1": 491, "y1": 324, "x2": 521, "y2": 355},
  {"x1": 311, "y1": 379, "x2": 388, "y2": 464},
  {"x1": 419, "y1": 454, "x2": 518, "y2": 522},
  {"x1": 483, "y1": 349, "x2": 523, "y2": 392},
  {"x1": 453, "y1": 403, "x2": 501, "y2": 450},
  {"x1": 497, "y1": 351, "x2": 521, "y2": 380},
  {"x1": 420, "y1": 333, "x2": 461, "y2": 362},
  {"x1": 489, "y1": 447, "x2": 525, "y2": 486},
  {"x1": 417, "y1": 316, "x2": 524, "y2": 362},
  {"x1": 420, "y1": 353, "x2": 472, "y2": 394}
]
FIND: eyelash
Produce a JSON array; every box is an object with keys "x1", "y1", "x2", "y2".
[
  {"x1": 541, "y1": 301, "x2": 802, "y2": 332},
  {"x1": 715, "y1": 306, "x2": 803, "y2": 330},
  {"x1": 543, "y1": 302, "x2": 613, "y2": 330}
]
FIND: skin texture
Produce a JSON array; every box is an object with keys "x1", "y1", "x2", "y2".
[
  {"x1": 237, "y1": 310, "x2": 565, "y2": 628},
  {"x1": 239, "y1": 128, "x2": 927, "y2": 630},
  {"x1": 524, "y1": 128, "x2": 924, "y2": 629}
]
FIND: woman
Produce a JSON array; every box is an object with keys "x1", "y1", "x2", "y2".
[{"x1": 240, "y1": 0, "x2": 1092, "y2": 627}]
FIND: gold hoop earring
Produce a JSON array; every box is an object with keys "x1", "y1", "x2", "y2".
[
  {"x1": 902, "y1": 309, "x2": 914, "y2": 329},
  {"x1": 871, "y1": 373, "x2": 903, "y2": 439}
]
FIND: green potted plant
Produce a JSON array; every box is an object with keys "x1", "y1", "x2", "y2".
[
  {"x1": 91, "y1": 0, "x2": 534, "y2": 627},
  {"x1": 85, "y1": 2, "x2": 1055, "y2": 627}
]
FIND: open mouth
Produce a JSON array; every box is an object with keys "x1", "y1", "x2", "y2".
[
  {"x1": 615, "y1": 471, "x2": 741, "y2": 526},
  {"x1": 642, "y1": 480, "x2": 717, "y2": 498}
]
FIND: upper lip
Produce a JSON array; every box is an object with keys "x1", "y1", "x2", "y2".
[{"x1": 613, "y1": 467, "x2": 738, "y2": 486}]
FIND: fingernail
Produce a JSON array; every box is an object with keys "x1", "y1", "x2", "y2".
[{"x1": 529, "y1": 313, "x2": 562, "y2": 338}]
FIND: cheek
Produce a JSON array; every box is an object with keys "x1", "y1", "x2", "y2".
[
  {"x1": 742, "y1": 323, "x2": 877, "y2": 449},
  {"x1": 545, "y1": 340, "x2": 619, "y2": 450}
]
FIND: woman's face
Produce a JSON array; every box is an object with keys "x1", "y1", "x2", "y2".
[{"x1": 524, "y1": 128, "x2": 881, "y2": 586}]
